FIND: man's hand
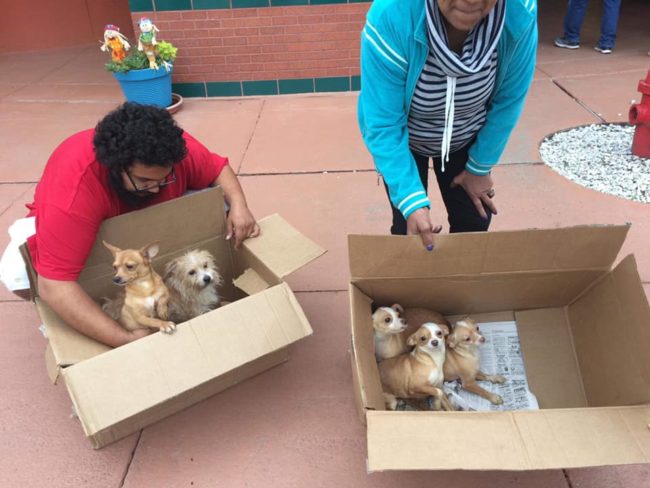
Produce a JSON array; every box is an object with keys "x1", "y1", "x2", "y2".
[
  {"x1": 406, "y1": 207, "x2": 443, "y2": 250},
  {"x1": 213, "y1": 165, "x2": 261, "y2": 250},
  {"x1": 226, "y1": 201, "x2": 260, "y2": 250},
  {"x1": 450, "y1": 170, "x2": 497, "y2": 219}
]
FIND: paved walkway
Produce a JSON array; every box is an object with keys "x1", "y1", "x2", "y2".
[{"x1": 1, "y1": 1, "x2": 649, "y2": 486}]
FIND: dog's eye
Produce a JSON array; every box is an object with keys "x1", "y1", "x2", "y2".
[
  {"x1": 112, "y1": 265, "x2": 117, "y2": 270},
  {"x1": 384, "y1": 317, "x2": 391, "y2": 323},
  {"x1": 420, "y1": 336, "x2": 426, "y2": 341},
  {"x1": 465, "y1": 336, "x2": 471, "y2": 342},
  {"x1": 436, "y1": 331, "x2": 442, "y2": 337},
  {"x1": 126, "y1": 264, "x2": 134, "y2": 270},
  {"x1": 188, "y1": 270, "x2": 196, "y2": 276},
  {"x1": 203, "y1": 263, "x2": 208, "y2": 268}
]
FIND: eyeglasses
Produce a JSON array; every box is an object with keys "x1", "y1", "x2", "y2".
[{"x1": 126, "y1": 167, "x2": 176, "y2": 192}]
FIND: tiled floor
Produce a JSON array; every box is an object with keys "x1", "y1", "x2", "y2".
[{"x1": 1, "y1": 1, "x2": 649, "y2": 487}]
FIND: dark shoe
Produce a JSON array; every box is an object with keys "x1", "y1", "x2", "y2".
[
  {"x1": 594, "y1": 45, "x2": 613, "y2": 54},
  {"x1": 554, "y1": 37, "x2": 580, "y2": 49}
]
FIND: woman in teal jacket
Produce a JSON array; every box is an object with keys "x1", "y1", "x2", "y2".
[{"x1": 358, "y1": 0, "x2": 537, "y2": 249}]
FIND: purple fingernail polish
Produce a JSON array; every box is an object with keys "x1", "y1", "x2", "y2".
[{"x1": 426, "y1": 245, "x2": 433, "y2": 251}]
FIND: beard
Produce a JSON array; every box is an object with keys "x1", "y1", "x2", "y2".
[{"x1": 108, "y1": 170, "x2": 158, "y2": 208}]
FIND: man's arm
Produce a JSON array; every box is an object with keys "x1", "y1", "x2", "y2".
[
  {"x1": 38, "y1": 276, "x2": 150, "y2": 347},
  {"x1": 212, "y1": 165, "x2": 260, "y2": 249}
]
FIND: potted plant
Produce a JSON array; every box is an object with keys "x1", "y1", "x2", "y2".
[{"x1": 101, "y1": 20, "x2": 179, "y2": 110}]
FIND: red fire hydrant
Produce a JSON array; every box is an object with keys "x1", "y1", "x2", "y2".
[{"x1": 629, "y1": 69, "x2": 650, "y2": 158}]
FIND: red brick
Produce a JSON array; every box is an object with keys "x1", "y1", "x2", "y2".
[
  {"x1": 194, "y1": 19, "x2": 223, "y2": 29},
  {"x1": 232, "y1": 9, "x2": 260, "y2": 18},
  {"x1": 259, "y1": 26, "x2": 284, "y2": 35},
  {"x1": 181, "y1": 11, "x2": 208, "y2": 20},
  {"x1": 297, "y1": 15, "x2": 323, "y2": 24},
  {"x1": 208, "y1": 28, "x2": 235, "y2": 37},
  {"x1": 164, "y1": 20, "x2": 195, "y2": 30},
  {"x1": 184, "y1": 29, "x2": 211, "y2": 38},
  {"x1": 223, "y1": 37, "x2": 248, "y2": 46},
  {"x1": 189, "y1": 64, "x2": 215, "y2": 74},
  {"x1": 234, "y1": 27, "x2": 260, "y2": 36},
  {"x1": 206, "y1": 10, "x2": 233, "y2": 19},
  {"x1": 225, "y1": 54, "x2": 252, "y2": 64},
  {"x1": 161, "y1": 30, "x2": 186, "y2": 40},
  {"x1": 197, "y1": 38, "x2": 223, "y2": 46},
  {"x1": 154, "y1": 12, "x2": 182, "y2": 21},
  {"x1": 272, "y1": 16, "x2": 297, "y2": 26},
  {"x1": 323, "y1": 14, "x2": 348, "y2": 23}
]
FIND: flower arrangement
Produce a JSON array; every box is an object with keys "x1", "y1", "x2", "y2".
[{"x1": 101, "y1": 19, "x2": 177, "y2": 74}]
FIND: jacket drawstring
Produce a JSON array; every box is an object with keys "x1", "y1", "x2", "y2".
[{"x1": 441, "y1": 75, "x2": 456, "y2": 172}]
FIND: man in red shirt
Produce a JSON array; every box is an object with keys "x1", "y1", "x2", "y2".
[{"x1": 2, "y1": 103, "x2": 259, "y2": 347}]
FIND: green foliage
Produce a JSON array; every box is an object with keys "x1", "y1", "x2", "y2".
[
  {"x1": 105, "y1": 41, "x2": 177, "y2": 73},
  {"x1": 156, "y1": 41, "x2": 177, "y2": 63}
]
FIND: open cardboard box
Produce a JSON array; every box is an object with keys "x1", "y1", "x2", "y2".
[
  {"x1": 349, "y1": 225, "x2": 650, "y2": 471},
  {"x1": 22, "y1": 187, "x2": 325, "y2": 448}
]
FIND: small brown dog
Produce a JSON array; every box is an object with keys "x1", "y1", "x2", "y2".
[
  {"x1": 403, "y1": 307, "x2": 451, "y2": 336},
  {"x1": 443, "y1": 318, "x2": 506, "y2": 405},
  {"x1": 102, "y1": 240, "x2": 175, "y2": 334},
  {"x1": 372, "y1": 304, "x2": 408, "y2": 361},
  {"x1": 378, "y1": 323, "x2": 454, "y2": 411},
  {"x1": 163, "y1": 249, "x2": 223, "y2": 324}
]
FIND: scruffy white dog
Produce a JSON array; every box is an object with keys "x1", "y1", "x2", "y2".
[{"x1": 163, "y1": 249, "x2": 223, "y2": 323}]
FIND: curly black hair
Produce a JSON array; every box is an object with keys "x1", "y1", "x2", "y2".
[{"x1": 93, "y1": 102, "x2": 187, "y2": 172}]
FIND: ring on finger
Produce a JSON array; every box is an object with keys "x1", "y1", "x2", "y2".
[{"x1": 485, "y1": 188, "x2": 496, "y2": 198}]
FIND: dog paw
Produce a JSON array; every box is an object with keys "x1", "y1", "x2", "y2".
[
  {"x1": 491, "y1": 375, "x2": 507, "y2": 384},
  {"x1": 490, "y1": 394, "x2": 504, "y2": 405},
  {"x1": 161, "y1": 322, "x2": 176, "y2": 334}
]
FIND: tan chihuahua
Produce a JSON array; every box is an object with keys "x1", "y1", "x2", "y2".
[
  {"x1": 372, "y1": 304, "x2": 408, "y2": 361},
  {"x1": 103, "y1": 240, "x2": 176, "y2": 334},
  {"x1": 443, "y1": 318, "x2": 506, "y2": 405},
  {"x1": 378, "y1": 323, "x2": 454, "y2": 411}
]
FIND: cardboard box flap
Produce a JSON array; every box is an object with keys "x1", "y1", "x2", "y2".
[
  {"x1": 349, "y1": 225, "x2": 630, "y2": 280},
  {"x1": 80, "y1": 187, "x2": 226, "y2": 281},
  {"x1": 366, "y1": 405, "x2": 650, "y2": 471},
  {"x1": 36, "y1": 298, "x2": 110, "y2": 367},
  {"x1": 568, "y1": 254, "x2": 650, "y2": 407},
  {"x1": 233, "y1": 268, "x2": 271, "y2": 295},
  {"x1": 242, "y1": 214, "x2": 325, "y2": 280},
  {"x1": 62, "y1": 282, "x2": 312, "y2": 436},
  {"x1": 349, "y1": 284, "x2": 385, "y2": 412}
]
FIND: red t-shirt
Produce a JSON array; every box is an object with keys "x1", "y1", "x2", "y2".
[{"x1": 26, "y1": 129, "x2": 228, "y2": 281}]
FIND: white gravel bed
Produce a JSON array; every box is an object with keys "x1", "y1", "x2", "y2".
[{"x1": 539, "y1": 124, "x2": 649, "y2": 203}]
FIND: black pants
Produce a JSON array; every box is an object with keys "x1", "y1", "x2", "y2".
[{"x1": 385, "y1": 146, "x2": 493, "y2": 235}]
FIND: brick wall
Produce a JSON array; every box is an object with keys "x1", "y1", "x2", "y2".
[{"x1": 131, "y1": 3, "x2": 369, "y2": 96}]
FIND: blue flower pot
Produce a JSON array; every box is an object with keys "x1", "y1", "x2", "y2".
[{"x1": 113, "y1": 65, "x2": 173, "y2": 108}]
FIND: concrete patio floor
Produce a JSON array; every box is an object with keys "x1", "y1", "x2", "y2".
[{"x1": 1, "y1": 1, "x2": 649, "y2": 487}]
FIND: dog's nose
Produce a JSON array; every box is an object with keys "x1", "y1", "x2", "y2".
[
  {"x1": 112, "y1": 276, "x2": 122, "y2": 284},
  {"x1": 432, "y1": 339, "x2": 439, "y2": 347},
  {"x1": 479, "y1": 336, "x2": 485, "y2": 343},
  {"x1": 203, "y1": 275, "x2": 212, "y2": 284}
]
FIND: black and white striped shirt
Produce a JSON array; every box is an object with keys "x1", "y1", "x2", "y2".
[{"x1": 408, "y1": 0, "x2": 505, "y2": 165}]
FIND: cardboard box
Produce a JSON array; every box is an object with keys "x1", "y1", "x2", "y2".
[
  {"x1": 348, "y1": 225, "x2": 650, "y2": 471},
  {"x1": 23, "y1": 188, "x2": 325, "y2": 448}
]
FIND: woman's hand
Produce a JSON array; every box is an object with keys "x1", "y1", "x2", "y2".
[
  {"x1": 226, "y1": 200, "x2": 260, "y2": 249},
  {"x1": 450, "y1": 170, "x2": 497, "y2": 219},
  {"x1": 406, "y1": 207, "x2": 443, "y2": 250}
]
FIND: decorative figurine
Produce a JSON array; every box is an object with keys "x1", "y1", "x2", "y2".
[
  {"x1": 138, "y1": 17, "x2": 160, "y2": 70},
  {"x1": 100, "y1": 24, "x2": 131, "y2": 63}
]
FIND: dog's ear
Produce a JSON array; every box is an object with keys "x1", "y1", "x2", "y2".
[
  {"x1": 140, "y1": 241, "x2": 160, "y2": 260},
  {"x1": 446, "y1": 332, "x2": 457, "y2": 349},
  {"x1": 391, "y1": 303, "x2": 404, "y2": 314},
  {"x1": 163, "y1": 259, "x2": 177, "y2": 280},
  {"x1": 103, "y1": 240, "x2": 121, "y2": 256},
  {"x1": 406, "y1": 331, "x2": 419, "y2": 347},
  {"x1": 439, "y1": 323, "x2": 450, "y2": 336}
]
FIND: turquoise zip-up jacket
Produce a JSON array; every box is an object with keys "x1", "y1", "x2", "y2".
[{"x1": 358, "y1": 0, "x2": 538, "y2": 219}]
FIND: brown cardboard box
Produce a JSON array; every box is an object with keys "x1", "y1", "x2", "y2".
[
  {"x1": 24, "y1": 187, "x2": 325, "y2": 448},
  {"x1": 348, "y1": 225, "x2": 650, "y2": 471}
]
